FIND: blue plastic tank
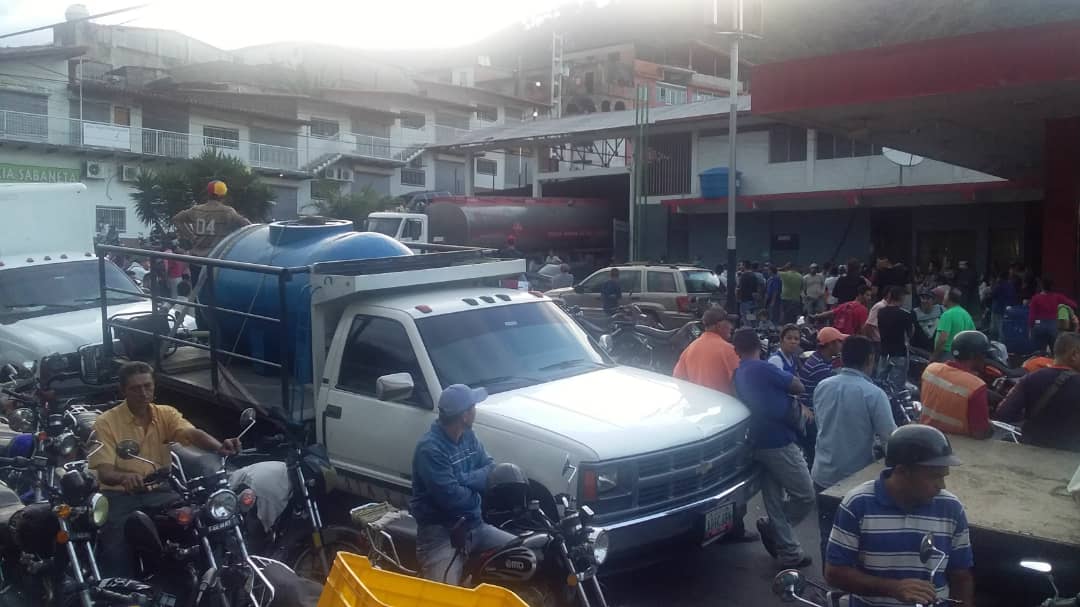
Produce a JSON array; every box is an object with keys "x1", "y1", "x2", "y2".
[{"x1": 207, "y1": 218, "x2": 413, "y2": 384}]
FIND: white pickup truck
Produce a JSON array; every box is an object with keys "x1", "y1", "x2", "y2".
[
  {"x1": 0, "y1": 183, "x2": 152, "y2": 372},
  {"x1": 88, "y1": 240, "x2": 757, "y2": 563}
]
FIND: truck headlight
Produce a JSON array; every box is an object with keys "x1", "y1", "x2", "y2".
[
  {"x1": 583, "y1": 467, "x2": 620, "y2": 500},
  {"x1": 207, "y1": 489, "x2": 238, "y2": 522},
  {"x1": 89, "y1": 493, "x2": 109, "y2": 528},
  {"x1": 588, "y1": 529, "x2": 609, "y2": 565}
]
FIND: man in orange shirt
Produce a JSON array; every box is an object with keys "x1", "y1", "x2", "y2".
[{"x1": 674, "y1": 307, "x2": 739, "y2": 394}]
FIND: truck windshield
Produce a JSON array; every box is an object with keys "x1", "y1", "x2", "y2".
[
  {"x1": 0, "y1": 260, "x2": 142, "y2": 323},
  {"x1": 416, "y1": 301, "x2": 610, "y2": 394},
  {"x1": 366, "y1": 217, "x2": 402, "y2": 237}
]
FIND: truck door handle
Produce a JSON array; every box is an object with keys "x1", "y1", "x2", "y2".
[{"x1": 325, "y1": 405, "x2": 342, "y2": 419}]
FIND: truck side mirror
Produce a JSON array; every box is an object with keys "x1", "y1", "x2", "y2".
[
  {"x1": 376, "y1": 373, "x2": 414, "y2": 403},
  {"x1": 573, "y1": 284, "x2": 585, "y2": 294}
]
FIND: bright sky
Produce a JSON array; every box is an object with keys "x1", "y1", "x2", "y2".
[{"x1": 1, "y1": 0, "x2": 572, "y2": 50}]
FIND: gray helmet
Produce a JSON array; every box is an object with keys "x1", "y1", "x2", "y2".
[
  {"x1": 485, "y1": 463, "x2": 529, "y2": 514},
  {"x1": 951, "y1": 330, "x2": 992, "y2": 361},
  {"x1": 885, "y1": 425, "x2": 962, "y2": 467}
]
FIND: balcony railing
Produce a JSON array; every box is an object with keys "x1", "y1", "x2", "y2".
[{"x1": 0, "y1": 109, "x2": 453, "y2": 173}]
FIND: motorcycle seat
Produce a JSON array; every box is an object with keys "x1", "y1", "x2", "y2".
[
  {"x1": 634, "y1": 325, "x2": 681, "y2": 341},
  {"x1": 170, "y1": 444, "x2": 223, "y2": 481}
]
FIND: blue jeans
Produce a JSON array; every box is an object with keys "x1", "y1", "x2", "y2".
[
  {"x1": 740, "y1": 300, "x2": 757, "y2": 324},
  {"x1": 877, "y1": 354, "x2": 908, "y2": 390},
  {"x1": 416, "y1": 522, "x2": 516, "y2": 585},
  {"x1": 1032, "y1": 320, "x2": 1058, "y2": 354},
  {"x1": 754, "y1": 443, "x2": 815, "y2": 563}
]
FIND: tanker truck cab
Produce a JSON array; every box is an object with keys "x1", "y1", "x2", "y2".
[
  {"x1": 308, "y1": 252, "x2": 758, "y2": 565},
  {"x1": 366, "y1": 212, "x2": 428, "y2": 244},
  {"x1": 0, "y1": 183, "x2": 150, "y2": 371}
]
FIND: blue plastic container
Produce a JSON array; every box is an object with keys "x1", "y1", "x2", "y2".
[
  {"x1": 1001, "y1": 304, "x2": 1034, "y2": 356},
  {"x1": 209, "y1": 219, "x2": 413, "y2": 383},
  {"x1": 699, "y1": 167, "x2": 739, "y2": 199}
]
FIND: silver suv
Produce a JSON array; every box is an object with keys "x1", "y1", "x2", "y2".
[{"x1": 546, "y1": 263, "x2": 723, "y2": 328}]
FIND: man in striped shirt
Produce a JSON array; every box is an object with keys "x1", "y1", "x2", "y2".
[
  {"x1": 826, "y1": 425, "x2": 975, "y2": 607},
  {"x1": 797, "y1": 326, "x2": 847, "y2": 470}
]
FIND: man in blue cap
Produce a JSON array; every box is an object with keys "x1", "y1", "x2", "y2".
[{"x1": 410, "y1": 384, "x2": 515, "y2": 584}]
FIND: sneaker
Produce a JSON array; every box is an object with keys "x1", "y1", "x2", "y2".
[
  {"x1": 756, "y1": 517, "x2": 778, "y2": 558},
  {"x1": 778, "y1": 554, "x2": 813, "y2": 569}
]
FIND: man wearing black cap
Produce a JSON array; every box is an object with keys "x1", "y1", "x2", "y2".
[
  {"x1": 825, "y1": 425, "x2": 975, "y2": 607},
  {"x1": 410, "y1": 384, "x2": 515, "y2": 584},
  {"x1": 919, "y1": 331, "x2": 993, "y2": 439}
]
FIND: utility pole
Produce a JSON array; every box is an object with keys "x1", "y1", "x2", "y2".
[
  {"x1": 551, "y1": 33, "x2": 564, "y2": 119},
  {"x1": 713, "y1": 0, "x2": 759, "y2": 316},
  {"x1": 631, "y1": 85, "x2": 649, "y2": 261}
]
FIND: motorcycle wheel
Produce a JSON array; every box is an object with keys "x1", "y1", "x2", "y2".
[{"x1": 289, "y1": 525, "x2": 365, "y2": 582}]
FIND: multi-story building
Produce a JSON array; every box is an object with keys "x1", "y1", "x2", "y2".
[{"x1": 0, "y1": 16, "x2": 549, "y2": 241}]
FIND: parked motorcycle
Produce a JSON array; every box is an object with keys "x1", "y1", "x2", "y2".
[
  {"x1": 117, "y1": 409, "x2": 304, "y2": 607},
  {"x1": 230, "y1": 408, "x2": 363, "y2": 582},
  {"x1": 878, "y1": 380, "x2": 922, "y2": 427},
  {"x1": 349, "y1": 465, "x2": 609, "y2": 607},
  {"x1": 770, "y1": 533, "x2": 961, "y2": 606}
]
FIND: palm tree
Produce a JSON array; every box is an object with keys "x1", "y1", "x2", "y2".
[{"x1": 307, "y1": 181, "x2": 396, "y2": 229}]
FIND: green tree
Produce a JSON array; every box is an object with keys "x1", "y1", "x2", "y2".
[
  {"x1": 131, "y1": 149, "x2": 275, "y2": 231},
  {"x1": 308, "y1": 181, "x2": 396, "y2": 229}
]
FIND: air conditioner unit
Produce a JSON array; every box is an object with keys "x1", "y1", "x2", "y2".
[
  {"x1": 120, "y1": 165, "x2": 139, "y2": 182},
  {"x1": 84, "y1": 161, "x2": 105, "y2": 180}
]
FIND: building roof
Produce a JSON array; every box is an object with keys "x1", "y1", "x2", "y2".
[
  {"x1": 429, "y1": 96, "x2": 751, "y2": 151},
  {"x1": 76, "y1": 81, "x2": 307, "y2": 125},
  {"x1": 0, "y1": 45, "x2": 87, "y2": 62},
  {"x1": 414, "y1": 79, "x2": 553, "y2": 108}
]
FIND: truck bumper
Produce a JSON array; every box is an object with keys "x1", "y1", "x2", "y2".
[{"x1": 595, "y1": 468, "x2": 759, "y2": 565}]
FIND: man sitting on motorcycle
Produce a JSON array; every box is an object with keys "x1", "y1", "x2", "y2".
[
  {"x1": 995, "y1": 331, "x2": 1080, "y2": 452},
  {"x1": 919, "y1": 331, "x2": 993, "y2": 439},
  {"x1": 409, "y1": 384, "x2": 515, "y2": 585},
  {"x1": 90, "y1": 361, "x2": 242, "y2": 577},
  {"x1": 826, "y1": 425, "x2": 975, "y2": 607}
]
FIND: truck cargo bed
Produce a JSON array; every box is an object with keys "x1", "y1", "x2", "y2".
[
  {"x1": 820, "y1": 437, "x2": 1080, "y2": 603},
  {"x1": 157, "y1": 346, "x2": 316, "y2": 421}
]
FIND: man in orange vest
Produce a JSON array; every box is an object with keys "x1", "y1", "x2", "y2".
[{"x1": 919, "y1": 330, "x2": 993, "y2": 438}]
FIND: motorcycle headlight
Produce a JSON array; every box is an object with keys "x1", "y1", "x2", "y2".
[
  {"x1": 89, "y1": 493, "x2": 109, "y2": 528},
  {"x1": 588, "y1": 529, "x2": 609, "y2": 565},
  {"x1": 57, "y1": 433, "x2": 78, "y2": 456},
  {"x1": 206, "y1": 489, "x2": 238, "y2": 522}
]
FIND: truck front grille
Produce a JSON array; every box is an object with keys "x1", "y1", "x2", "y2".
[{"x1": 587, "y1": 419, "x2": 751, "y2": 519}]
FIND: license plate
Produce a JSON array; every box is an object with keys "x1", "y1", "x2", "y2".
[{"x1": 702, "y1": 503, "x2": 734, "y2": 541}]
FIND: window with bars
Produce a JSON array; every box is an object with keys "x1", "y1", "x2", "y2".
[
  {"x1": 401, "y1": 112, "x2": 426, "y2": 130},
  {"x1": 656, "y1": 83, "x2": 687, "y2": 105},
  {"x1": 816, "y1": 131, "x2": 881, "y2": 160},
  {"x1": 402, "y1": 157, "x2": 426, "y2": 186},
  {"x1": 310, "y1": 118, "x2": 340, "y2": 139},
  {"x1": 476, "y1": 158, "x2": 497, "y2": 175},
  {"x1": 203, "y1": 126, "x2": 240, "y2": 150},
  {"x1": 96, "y1": 206, "x2": 126, "y2": 233},
  {"x1": 768, "y1": 125, "x2": 808, "y2": 163},
  {"x1": 475, "y1": 105, "x2": 498, "y2": 123}
]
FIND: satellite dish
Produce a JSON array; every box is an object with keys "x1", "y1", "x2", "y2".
[{"x1": 882, "y1": 147, "x2": 925, "y2": 167}]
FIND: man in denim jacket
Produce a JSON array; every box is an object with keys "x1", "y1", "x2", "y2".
[{"x1": 409, "y1": 384, "x2": 515, "y2": 584}]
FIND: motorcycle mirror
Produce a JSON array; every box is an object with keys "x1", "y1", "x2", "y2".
[
  {"x1": 239, "y1": 407, "x2": 257, "y2": 437},
  {"x1": 598, "y1": 334, "x2": 614, "y2": 353},
  {"x1": 1020, "y1": 560, "x2": 1052, "y2": 574},
  {"x1": 117, "y1": 439, "x2": 141, "y2": 460},
  {"x1": 771, "y1": 569, "x2": 804, "y2": 600},
  {"x1": 919, "y1": 533, "x2": 937, "y2": 564},
  {"x1": 6, "y1": 408, "x2": 36, "y2": 433}
]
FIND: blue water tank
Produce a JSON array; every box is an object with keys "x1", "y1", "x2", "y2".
[
  {"x1": 209, "y1": 218, "x2": 413, "y2": 383},
  {"x1": 699, "y1": 166, "x2": 741, "y2": 199}
]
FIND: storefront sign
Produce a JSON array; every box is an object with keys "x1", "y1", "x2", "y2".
[{"x1": 0, "y1": 163, "x2": 81, "y2": 183}]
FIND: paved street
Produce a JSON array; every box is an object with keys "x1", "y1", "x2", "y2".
[{"x1": 604, "y1": 494, "x2": 814, "y2": 607}]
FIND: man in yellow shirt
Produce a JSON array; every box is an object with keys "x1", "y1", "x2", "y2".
[
  {"x1": 91, "y1": 361, "x2": 242, "y2": 576},
  {"x1": 673, "y1": 307, "x2": 740, "y2": 395}
]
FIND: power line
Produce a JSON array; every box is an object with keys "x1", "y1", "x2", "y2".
[{"x1": 0, "y1": 4, "x2": 152, "y2": 41}]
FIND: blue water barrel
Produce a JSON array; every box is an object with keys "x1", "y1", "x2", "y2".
[
  {"x1": 208, "y1": 218, "x2": 413, "y2": 383},
  {"x1": 699, "y1": 167, "x2": 740, "y2": 199},
  {"x1": 1001, "y1": 304, "x2": 1034, "y2": 355}
]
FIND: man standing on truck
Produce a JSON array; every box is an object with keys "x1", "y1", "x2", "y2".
[
  {"x1": 90, "y1": 361, "x2": 242, "y2": 577},
  {"x1": 995, "y1": 331, "x2": 1080, "y2": 452},
  {"x1": 825, "y1": 425, "x2": 975, "y2": 607},
  {"x1": 410, "y1": 384, "x2": 515, "y2": 585},
  {"x1": 732, "y1": 328, "x2": 816, "y2": 569},
  {"x1": 920, "y1": 331, "x2": 993, "y2": 439},
  {"x1": 171, "y1": 180, "x2": 252, "y2": 260}
]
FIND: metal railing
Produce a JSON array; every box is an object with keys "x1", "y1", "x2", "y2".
[{"x1": 95, "y1": 244, "x2": 311, "y2": 420}]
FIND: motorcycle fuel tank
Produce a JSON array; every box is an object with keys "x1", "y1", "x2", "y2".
[{"x1": 478, "y1": 533, "x2": 551, "y2": 583}]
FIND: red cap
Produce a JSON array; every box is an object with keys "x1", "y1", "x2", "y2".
[
  {"x1": 817, "y1": 326, "x2": 848, "y2": 345},
  {"x1": 207, "y1": 180, "x2": 228, "y2": 198}
]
